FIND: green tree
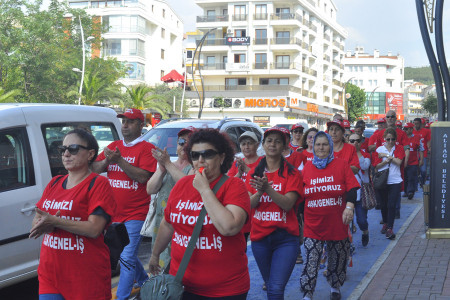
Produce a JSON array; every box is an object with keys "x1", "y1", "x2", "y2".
[
  {"x1": 346, "y1": 83, "x2": 366, "y2": 123},
  {"x1": 0, "y1": 87, "x2": 21, "y2": 103},
  {"x1": 421, "y1": 93, "x2": 438, "y2": 116}
]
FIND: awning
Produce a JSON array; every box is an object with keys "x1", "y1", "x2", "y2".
[{"x1": 161, "y1": 69, "x2": 185, "y2": 83}]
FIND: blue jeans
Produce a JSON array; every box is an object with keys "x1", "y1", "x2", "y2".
[
  {"x1": 116, "y1": 220, "x2": 149, "y2": 300},
  {"x1": 39, "y1": 295, "x2": 65, "y2": 300},
  {"x1": 251, "y1": 229, "x2": 299, "y2": 300},
  {"x1": 355, "y1": 201, "x2": 368, "y2": 231},
  {"x1": 420, "y1": 157, "x2": 428, "y2": 185},
  {"x1": 404, "y1": 165, "x2": 419, "y2": 195}
]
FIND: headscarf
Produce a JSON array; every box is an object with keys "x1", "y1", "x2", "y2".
[{"x1": 312, "y1": 131, "x2": 334, "y2": 169}]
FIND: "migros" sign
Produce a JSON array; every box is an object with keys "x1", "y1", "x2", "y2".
[{"x1": 245, "y1": 98, "x2": 286, "y2": 107}]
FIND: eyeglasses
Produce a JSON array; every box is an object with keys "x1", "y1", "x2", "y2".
[
  {"x1": 385, "y1": 138, "x2": 396, "y2": 142},
  {"x1": 292, "y1": 130, "x2": 303, "y2": 134},
  {"x1": 385, "y1": 116, "x2": 396, "y2": 119},
  {"x1": 57, "y1": 144, "x2": 89, "y2": 155},
  {"x1": 190, "y1": 149, "x2": 219, "y2": 161},
  {"x1": 307, "y1": 135, "x2": 315, "y2": 139},
  {"x1": 349, "y1": 139, "x2": 361, "y2": 143},
  {"x1": 178, "y1": 138, "x2": 186, "y2": 146}
]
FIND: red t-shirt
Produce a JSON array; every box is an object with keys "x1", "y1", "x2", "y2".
[
  {"x1": 406, "y1": 134, "x2": 422, "y2": 165},
  {"x1": 368, "y1": 130, "x2": 381, "y2": 148},
  {"x1": 285, "y1": 150, "x2": 303, "y2": 169},
  {"x1": 334, "y1": 143, "x2": 360, "y2": 169},
  {"x1": 165, "y1": 175, "x2": 251, "y2": 297},
  {"x1": 360, "y1": 138, "x2": 369, "y2": 154},
  {"x1": 289, "y1": 142, "x2": 302, "y2": 152},
  {"x1": 297, "y1": 150, "x2": 314, "y2": 170},
  {"x1": 414, "y1": 128, "x2": 431, "y2": 157},
  {"x1": 97, "y1": 140, "x2": 157, "y2": 222},
  {"x1": 302, "y1": 158, "x2": 360, "y2": 240},
  {"x1": 36, "y1": 173, "x2": 116, "y2": 300},
  {"x1": 246, "y1": 162, "x2": 303, "y2": 241}
]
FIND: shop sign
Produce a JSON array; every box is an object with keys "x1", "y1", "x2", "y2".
[
  {"x1": 385, "y1": 93, "x2": 403, "y2": 115},
  {"x1": 245, "y1": 98, "x2": 286, "y2": 108},
  {"x1": 307, "y1": 103, "x2": 319, "y2": 113},
  {"x1": 254, "y1": 116, "x2": 270, "y2": 125},
  {"x1": 226, "y1": 36, "x2": 251, "y2": 46},
  {"x1": 226, "y1": 63, "x2": 250, "y2": 72}
]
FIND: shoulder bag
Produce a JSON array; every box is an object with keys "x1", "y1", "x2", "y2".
[
  {"x1": 140, "y1": 175, "x2": 229, "y2": 300},
  {"x1": 356, "y1": 173, "x2": 377, "y2": 210},
  {"x1": 373, "y1": 162, "x2": 390, "y2": 190}
]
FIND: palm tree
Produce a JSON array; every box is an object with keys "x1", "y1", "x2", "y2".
[
  {"x1": 0, "y1": 87, "x2": 21, "y2": 103},
  {"x1": 125, "y1": 84, "x2": 172, "y2": 117}
]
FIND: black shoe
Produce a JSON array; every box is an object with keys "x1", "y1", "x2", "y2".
[
  {"x1": 395, "y1": 211, "x2": 400, "y2": 219},
  {"x1": 330, "y1": 292, "x2": 342, "y2": 300},
  {"x1": 362, "y1": 232, "x2": 369, "y2": 247},
  {"x1": 408, "y1": 193, "x2": 414, "y2": 200},
  {"x1": 262, "y1": 283, "x2": 267, "y2": 291},
  {"x1": 402, "y1": 193, "x2": 407, "y2": 197},
  {"x1": 386, "y1": 228, "x2": 396, "y2": 240}
]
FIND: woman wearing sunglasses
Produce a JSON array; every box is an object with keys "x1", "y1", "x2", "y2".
[
  {"x1": 300, "y1": 132, "x2": 359, "y2": 300},
  {"x1": 246, "y1": 127, "x2": 303, "y2": 299},
  {"x1": 149, "y1": 128, "x2": 251, "y2": 299},
  {"x1": 289, "y1": 123, "x2": 304, "y2": 151},
  {"x1": 298, "y1": 128, "x2": 318, "y2": 170},
  {"x1": 374, "y1": 128, "x2": 405, "y2": 240},
  {"x1": 145, "y1": 127, "x2": 194, "y2": 272},
  {"x1": 30, "y1": 128, "x2": 116, "y2": 300}
]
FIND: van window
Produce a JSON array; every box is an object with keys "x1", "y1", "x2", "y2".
[
  {"x1": 0, "y1": 128, "x2": 35, "y2": 192},
  {"x1": 42, "y1": 123, "x2": 120, "y2": 177}
]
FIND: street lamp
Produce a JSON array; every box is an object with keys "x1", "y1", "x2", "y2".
[
  {"x1": 342, "y1": 77, "x2": 355, "y2": 117},
  {"x1": 73, "y1": 15, "x2": 94, "y2": 105}
]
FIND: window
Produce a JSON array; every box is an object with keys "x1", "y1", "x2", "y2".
[
  {"x1": 161, "y1": 70, "x2": 165, "y2": 78},
  {"x1": 276, "y1": 7, "x2": 290, "y2": 19},
  {"x1": 275, "y1": 55, "x2": 290, "y2": 69},
  {"x1": 103, "y1": 39, "x2": 145, "y2": 57},
  {"x1": 359, "y1": 66, "x2": 363, "y2": 72},
  {"x1": 234, "y1": 5, "x2": 246, "y2": 21},
  {"x1": 0, "y1": 128, "x2": 34, "y2": 192},
  {"x1": 223, "y1": 56, "x2": 228, "y2": 64},
  {"x1": 161, "y1": 28, "x2": 165, "y2": 39},
  {"x1": 91, "y1": 1, "x2": 106, "y2": 8},
  {"x1": 255, "y1": 29, "x2": 267, "y2": 44},
  {"x1": 124, "y1": 62, "x2": 145, "y2": 80},
  {"x1": 260, "y1": 78, "x2": 289, "y2": 85},
  {"x1": 359, "y1": 80, "x2": 363, "y2": 85},
  {"x1": 276, "y1": 31, "x2": 290, "y2": 44},
  {"x1": 234, "y1": 54, "x2": 246, "y2": 63},
  {"x1": 69, "y1": 1, "x2": 88, "y2": 8},
  {"x1": 41, "y1": 123, "x2": 119, "y2": 177},
  {"x1": 104, "y1": 15, "x2": 145, "y2": 34},
  {"x1": 223, "y1": 9, "x2": 228, "y2": 15},
  {"x1": 225, "y1": 78, "x2": 247, "y2": 89},
  {"x1": 235, "y1": 29, "x2": 246, "y2": 37},
  {"x1": 206, "y1": 56, "x2": 215, "y2": 68},
  {"x1": 163, "y1": 9, "x2": 166, "y2": 18},
  {"x1": 255, "y1": 4, "x2": 267, "y2": 19},
  {"x1": 255, "y1": 53, "x2": 267, "y2": 69},
  {"x1": 161, "y1": 49, "x2": 165, "y2": 59},
  {"x1": 186, "y1": 50, "x2": 193, "y2": 59}
]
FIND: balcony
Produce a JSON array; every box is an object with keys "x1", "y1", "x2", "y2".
[
  {"x1": 301, "y1": 91, "x2": 317, "y2": 99},
  {"x1": 190, "y1": 84, "x2": 302, "y2": 94},
  {"x1": 232, "y1": 14, "x2": 248, "y2": 21},
  {"x1": 271, "y1": 62, "x2": 297, "y2": 69},
  {"x1": 270, "y1": 37, "x2": 301, "y2": 46},
  {"x1": 324, "y1": 96, "x2": 331, "y2": 103},
  {"x1": 226, "y1": 63, "x2": 250, "y2": 72},
  {"x1": 302, "y1": 66, "x2": 317, "y2": 77},
  {"x1": 323, "y1": 54, "x2": 330, "y2": 61},
  {"x1": 324, "y1": 34, "x2": 331, "y2": 42},
  {"x1": 202, "y1": 63, "x2": 225, "y2": 70},
  {"x1": 253, "y1": 62, "x2": 268, "y2": 69},
  {"x1": 196, "y1": 38, "x2": 226, "y2": 46},
  {"x1": 197, "y1": 15, "x2": 229, "y2": 22},
  {"x1": 253, "y1": 13, "x2": 268, "y2": 20},
  {"x1": 270, "y1": 13, "x2": 302, "y2": 22},
  {"x1": 103, "y1": 48, "x2": 145, "y2": 58},
  {"x1": 332, "y1": 79, "x2": 341, "y2": 86},
  {"x1": 254, "y1": 38, "x2": 268, "y2": 45}
]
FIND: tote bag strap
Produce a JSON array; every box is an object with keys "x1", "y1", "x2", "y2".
[{"x1": 174, "y1": 175, "x2": 229, "y2": 282}]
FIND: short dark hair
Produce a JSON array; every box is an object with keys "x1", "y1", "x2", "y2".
[
  {"x1": 356, "y1": 120, "x2": 365, "y2": 126},
  {"x1": 65, "y1": 128, "x2": 99, "y2": 164},
  {"x1": 413, "y1": 118, "x2": 422, "y2": 123},
  {"x1": 185, "y1": 128, "x2": 235, "y2": 174},
  {"x1": 384, "y1": 127, "x2": 397, "y2": 140}
]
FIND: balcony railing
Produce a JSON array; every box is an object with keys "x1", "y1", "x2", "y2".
[
  {"x1": 195, "y1": 38, "x2": 226, "y2": 46},
  {"x1": 323, "y1": 54, "x2": 330, "y2": 61},
  {"x1": 270, "y1": 13, "x2": 302, "y2": 22},
  {"x1": 197, "y1": 15, "x2": 229, "y2": 22},
  {"x1": 254, "y1": 38, "x2": 268, "y2": 45},
  {"x1": 324, "y1": 96, "x2": 330, "y2": 103},
  {"x1": 103, "y1": 49, "x2": 145, "y2": 58},
  {"x1": 189, "y1": 84, "x2": 302, "y2": 94},
  {"x1": 332, "y1": 79, "x2": 341, "y2": 86},
  {"x1": 232, "y1": 14, "x2": 248, "y2": 21},
  {"x1": 202, "y1": 63, "x2": 225, "y2": 70},
  {"x1": 270, "y1": 37, "x2": 301, "y2": 46},
  {"x1": 253, "y1": 13, "x2": 268, "y2": 20},
  {"x1": 254, "y1": 62, "x2": 268, "y2": 69},
  {"x1": 333, "y1": 41, "x2": 341, "y2": 48},
  {"x1": 271, "y1": 62, "x2": 296, "y2": 69},
  {"x1": 324, "y1": 34, "x2": 331, "y2": 42}
]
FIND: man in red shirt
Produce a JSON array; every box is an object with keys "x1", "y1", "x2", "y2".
[
  {"x1": 413, "y1": 118, "x2": 431, "y2": 187},
  {"x1": 404, "y1": 123, "x2": 424, "y2": 199},
  {"x1": 93, "y1": 108, "x2": 157, "y2": 300},
  {"x1": 354, "y1": 120, "x2": 369, "y2": 153}
]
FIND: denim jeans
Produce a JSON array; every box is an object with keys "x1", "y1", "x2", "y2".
[
  {"x1": 420, "y1": 157, "x2": 428, "y2": 186},
  {"x1": 379, "y1": 183, "x2": 402, "y2": 228},
  {"x1": 354, "y1": 201, "x2": 368, "y2": 231},
  {"x1": 116, "y1": 220, "x2": 149, "y2": 300},
  {"x1": 251, "y1": 229, "x2": 299, "y2": 300},
  {"x1": 39, "y1": 295, "x2": 65, "y2": 300},
  {"x1": 404, "y1": 165, "x2": 419, "y2": 195}
]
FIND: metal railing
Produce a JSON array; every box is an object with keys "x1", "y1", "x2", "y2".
[
  {"x1": 271, "y1": 62, "x2": 297, "y2": 69},
  {"x1": 253, "y1": 13, "x2": 268, "y2": 20},
  {"x1": 202, "y1": 63, "x2": 226, "y2": 70},
  {"x1": 103, "y1": 49, "x2": 145, "y2": 58},
  {"x1": 270, "y1": 13, "x2": 302, "y2": 22},
  {"x1": 332, "y1": 79, "x2": 341, "y2": 86},
  {"x1": 253, "y1": 62, "x2": 268, "y2": 69},
  {"x1": 270, "y1": 37, "x2": 301, "y2": 46},
  {"x1": 324, "y1": 96, "x2": 330, "y2": 103},
  {"x1": 197, "y1": 15, "x2": 229, "y2": 22},
  {"x1": 254, "y1": 38, "x2": 268, "y2": 45},
  {"x1": 195, "y1": 38, "x2": 226, "y2": 46},
  {"x1": 232, "y1": 14, "x2": 248, "y2": 21},
  {"x1": 191, "y1": 84, "x2": 302, "y2": 93}
]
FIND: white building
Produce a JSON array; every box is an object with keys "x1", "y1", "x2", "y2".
[
  {"x1": 184, "y1": 0, "x2": 347, "y2": 129},
  {"x1": 342, "y1": 46, "x2": 405, "y2": 121},
  {"x1": 66, "y1": 0, "x2": 184, "y2": 86},
  {"x1": 404, "y1": 80, "x2": 434, "y2": 121}
]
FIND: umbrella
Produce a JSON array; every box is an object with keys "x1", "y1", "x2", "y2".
[{"x1": 161, "y1": 69, "x2": 185, "y2": 83}]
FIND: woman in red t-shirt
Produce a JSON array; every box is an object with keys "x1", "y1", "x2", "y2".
[
  {"x1": 30, "y1": 129, "x2": 116, "y2": 300},
  {"x1": 289, "y1": 123, "x2": 304, "y2": 151},
  {"x1": 149, "y1": 128, "x2": 250, "y2": 299},
  {"x1": 301, "y1": 131, "x2": 360, "y2": 300},
  {"x1": 246, "y1": 127, "x2": 303, "y2": 299},
  {"x1": 298, "y1": 128, "x2": 318, "y2": 171}
]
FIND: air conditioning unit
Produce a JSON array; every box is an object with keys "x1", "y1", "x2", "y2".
[
  {"x1": 233, "y1": 99, "x2": 243, "y2": 108},
  {"x1": 224, "y1": 98, "x2": 232, "y2": 108},
  {"x1": 227, "y1": 28, "x2": 233, "y2": 34}
]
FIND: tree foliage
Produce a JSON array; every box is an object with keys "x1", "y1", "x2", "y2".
[
  {"x1": 346, "y1": 83, "x2": 366, "y2": 123},
  {"x1": 404, "y1": 66, "x2": 434, "y2": 85},
  {"x1": 421, "y1": 93, "x2": 438, "y2": 116}
]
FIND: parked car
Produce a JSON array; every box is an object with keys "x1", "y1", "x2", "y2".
[
  {"x1": 275, "y1": 119, "x2": 309, "y2": 131},
  {"x1": 142, "y1": 118, "x2": 265, "y2": 158},
  {"x1": 364, "y1": 128, "x2": 376, "y2": 138},
  {"x1": 0, "y1": 104, "x2": 122, "y2": 288}
]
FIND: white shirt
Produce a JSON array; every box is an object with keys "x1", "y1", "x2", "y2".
[{"x1": 376, "y1": 145, "x2": 403, "y2": 184}]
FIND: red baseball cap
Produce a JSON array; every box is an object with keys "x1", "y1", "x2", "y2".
[
  {"x1": 425, "y1": 122, "x2": 433, "y2": 128},
  {"x1": 264, "y1": 126, "x2": 288, "y2": 139},
  {"x1": 117, "y1": 108, "x2": 144, "y2": 122},
  {"x1": 178, "y1": 126, "x2": 196, "y2": 137},
  {"x1": 327, "y1": 119, "x2": 345, "y2": 130},
  {"x1": 403, "y1": 122, "x2": 414, "y2": 129},
  {"x1": 377, "y1": 117, "x2": 386, "y2": 124},
  {"x1": 395, "y1": 120, "x2": 402, "y2": 127},
  {"x1": 291, "y1": 123, "x2": 304, "y2": 131},
  {"x1": 342, "y1": 119, "x2": 351, "y2": 129},
  {"x1": 421, "y1": 118, "x2": 427, "y2": 124}
]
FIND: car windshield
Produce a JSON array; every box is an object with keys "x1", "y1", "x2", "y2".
[{"x1": 143, "y1": 127, "x2": 183, "y2": 156}]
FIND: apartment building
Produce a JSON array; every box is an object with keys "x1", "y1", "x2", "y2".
[
  {"x1": 342, "y1": 47, "x2": 405, "y2": 121},
  {"x1": 404, "y1": 80, "x2": 435, "y2": 121},
  {"x1": 184, "y1": 0, "x2": 347, "y2": 128},
  {"x1": 66, "y1": 0, "x2": 184, "y2": 86}
]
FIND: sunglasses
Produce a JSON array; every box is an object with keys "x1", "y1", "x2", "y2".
[
  {"x1": 349, "y1": 139, "x2": 361, "y2": 143},
  {"x1": 178, "y1": 138, "x2": 186, "y2": 146},
  {"x1": 57, "y1": 144, "x2": 89, "y2": 155},
  {"x1": 292, "y1": 130, "x2": 303, "y2": 133},
  {"x1": 190, "y1": 149, "x2": 219, "y2": 161},
  {"x1": 385, "y1": 116, "x2": 396, "y2": 119},
  {"x1": 344, "y1": 134, "x2": 351, "y2": 137},
  {"x1": 385, "y1": 138, "x2": 396, "y2": 142}
]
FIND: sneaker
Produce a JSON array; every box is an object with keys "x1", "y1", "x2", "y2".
[
  {"x1": 386, "y1": 228, "x2": 396, "y2": 239},
  {"x1": 381, "y1": 223, "x2": 388, "y2": 234},
  {"x1": 262, "y1": 283, "x2": 267, "y2": 291},
  {"x1": 362, "y1": 232, "x2": 369, "y2": 247},
  {"x1": 408, "y1": 193, "x2": 414, "y2": 200},
  {"x1": 330, "y1": 292, "x2": 342, "y2": 300},
  {"x1": 395, "y1": 210, "x2": 400, "y2": 219}
]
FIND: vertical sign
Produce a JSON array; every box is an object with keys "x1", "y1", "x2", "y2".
[
  {"x1": 385, "y1": 92, "x2": 403, "y2": 116},
  {"x1": 428, "y1": 122, "x2": 450, "y2": 237}
]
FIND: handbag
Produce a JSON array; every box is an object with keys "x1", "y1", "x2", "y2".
[
  {"x1": 140, "y1": 175, "x2": 229, "y2": 300},
  {"x1": 141, "y1": 196, "x2": 157, "y2": 237},
  {"x1": 104, "y1": 222, "x2": 130, "y2": 271},
  {"x1": 373, "y1": 159, "x2": 391, "y2": 190},
  {"x1": 361, "y1": 182, "x2": 377, "y2": 210}
]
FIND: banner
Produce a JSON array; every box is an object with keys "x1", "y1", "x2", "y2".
[{"x1": 385, "y1": 93, "x2": 403, "y2": 115}]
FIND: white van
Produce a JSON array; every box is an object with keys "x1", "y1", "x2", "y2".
[
  {"x1": 275, "y1": 119, "x2": 309, "y2": 131},
  {"x1": 0, "y1": 104, "x2": 122, "y2": 288}
]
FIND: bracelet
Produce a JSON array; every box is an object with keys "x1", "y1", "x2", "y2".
[{"x1": 345, "y1": 206, "x2": 354, "y2": 210}]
